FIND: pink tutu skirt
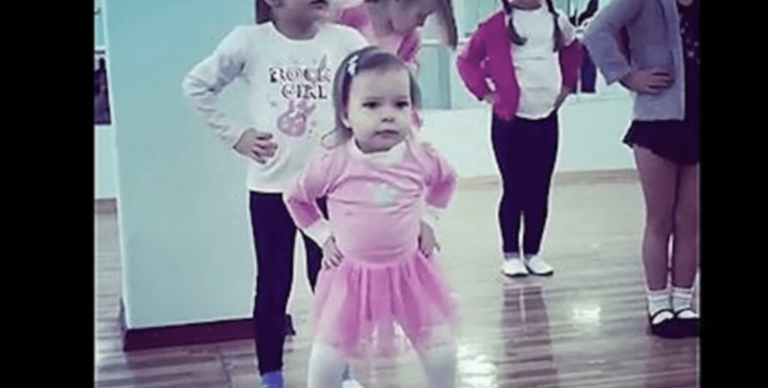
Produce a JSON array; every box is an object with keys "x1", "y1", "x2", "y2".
[{"x1": 310, "y1": 250, "x2": 458, "y2": 359}]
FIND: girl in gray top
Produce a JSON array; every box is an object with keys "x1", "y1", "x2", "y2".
[{"x1": 582, "y1": 0, "x2": 699, "y2": 339}]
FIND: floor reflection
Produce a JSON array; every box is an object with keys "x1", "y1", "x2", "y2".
[
  {"x1": 457, "y1": 340, "x2": 500, "y2": 388},
  {"x1": 498, "y1": 279, "x2": 560, "y2": 387},
  {"x1": 642, "y1": 337, "x2": 699, "y2": 388}
]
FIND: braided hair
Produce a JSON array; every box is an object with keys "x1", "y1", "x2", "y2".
[{"x1": 501, "y1": 0, "x2": 564, "y2": 52}]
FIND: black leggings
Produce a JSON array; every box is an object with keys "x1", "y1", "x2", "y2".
[
  {"x1": 249, "y1": 192, "x2": 326, "y2": 375},
  {"x1": 491, "y1": 112, "x2": 559, "y2": 256}
]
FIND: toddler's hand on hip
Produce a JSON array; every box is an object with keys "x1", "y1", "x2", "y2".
[
  {"x1": 418, "y1": 221, "x2": 439, "y2": 258},
  {"x1": 322, "y1": 236, "x2": 344, "y2": 269}
]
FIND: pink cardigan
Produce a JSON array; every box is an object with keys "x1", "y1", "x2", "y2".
[{"x1": 456, "y1": 11, "x2": 584, "y2": 121}]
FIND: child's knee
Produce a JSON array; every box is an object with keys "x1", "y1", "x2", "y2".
[
  {"x1": 646, "y1": 212, "x2": 674, "y2": 237},
  {"x1": 674, "y1": 204, "x2": 698, "y2": 233}
]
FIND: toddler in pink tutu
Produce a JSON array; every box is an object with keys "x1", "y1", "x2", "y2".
[{"x1": 283, "y1": 46, "x2": 459, "y2": 388}]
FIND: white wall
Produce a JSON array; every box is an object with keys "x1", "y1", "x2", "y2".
[{"x1": 96, "y1": 126, "x2": 119, "y2": 199}]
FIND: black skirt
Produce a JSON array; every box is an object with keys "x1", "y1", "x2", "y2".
[
  {"x1": 627, "y1": 1, "x2": 700, "y2": 166},
  {"x1": 623, "y1": 117, "x2": 699, "y2": 165}
]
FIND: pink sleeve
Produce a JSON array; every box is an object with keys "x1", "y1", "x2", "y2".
[
  {"x1": 283, "y1": 151, "x2": 340, "y2": 243},
  {"x1": 336, "y1": 6, "x2": 367, "y2": 30},
  {"x1": 398, "y1": 30, "x2": 421, "y2": 66},
  {"x1": 456, "y1": 23, "x2": 491, "y2": 101},
  {"x1": 558, "y1": 40, "x2": 584, "y2": 90},
  {"x1": 420, "y1": 143, "x2": 457, "y2": 210}
]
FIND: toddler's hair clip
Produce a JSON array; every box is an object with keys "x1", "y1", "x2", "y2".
[{"x1": 347, "y1": 54, "x2": 359, "y2": 76}]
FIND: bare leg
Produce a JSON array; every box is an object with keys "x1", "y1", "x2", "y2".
[
  {"x1": 633, "y1": 146, "x2": 679, "y2": 291},
  {"x1": 670, "y1": 162, "x2": 700, "y2": 337},
  {"x1": 671, "y1": 163, "x2": 699, "y2": 288}
]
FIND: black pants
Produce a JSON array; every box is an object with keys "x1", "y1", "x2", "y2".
[
  {"x1": 249, "y1": 192, "x2": 327, "y2": 375},
  {"x1": 580, "y1": 49, "x2": 597, "y2": 93},
  {"x1": 491, "y1": 112, "x2": 559, "y2": 255}
]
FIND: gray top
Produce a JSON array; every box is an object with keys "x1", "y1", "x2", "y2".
[{"x1": 582, "y1": 0, "x2": 686, "y2": 121}]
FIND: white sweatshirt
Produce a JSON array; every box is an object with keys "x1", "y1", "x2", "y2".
[
  {"x1": 509, "y1": 7, "x2": 577, "y2": 120},
  {"x1": 182, "y1": 22, "x2": 369, "y2": 193}
]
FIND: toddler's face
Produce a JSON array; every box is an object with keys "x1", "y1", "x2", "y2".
[{"x1": 342, "y1": 67, "x2": 414, "y2": 153}]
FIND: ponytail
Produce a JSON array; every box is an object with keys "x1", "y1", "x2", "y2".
[
  {"x1": 545, "y1": 0, "x2": 564, "y2": 51},
  {"x1": 255, "y1": 0, "x2": 272, "y2": 24},
  {"x1": 501, "y1": 0, "x2": 527, "y2": 45}
]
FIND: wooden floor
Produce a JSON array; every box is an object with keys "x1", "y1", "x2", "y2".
[{"x1": 94, "y1": 176, "x2": 699, "y2": 388}]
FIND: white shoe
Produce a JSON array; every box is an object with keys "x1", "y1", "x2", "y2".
[
  {"x1": 524, "y1": 255, "x2": 554, "y2": 275},
  {"x1": 342, "y1": 379, "x2": 365, "y2": 388},
  {"x1": 341, "y1": 364, "x2": 364, "y2": 388},
  {"x1": 501, "y1": 258, "x2": 529, "y2": 277}
]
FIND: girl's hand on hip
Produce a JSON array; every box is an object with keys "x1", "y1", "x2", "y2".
[
  {"x1": 234, "y1": 128, "x2": 278, "y2": 164},
  {"x1": 482, "y1": 92, "x2": 497, "y2": 105},
  {"x1": 620, "y1": 69, "x2": 674, "y2": 94},
  {"x1": 553, "y1": 86, "x2": 573, "y2": 110}
]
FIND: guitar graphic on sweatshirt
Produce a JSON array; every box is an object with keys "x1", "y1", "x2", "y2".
[
  {"x1": 276, "y1": 55, "x2": 328, "y2": 137},
  {"x1": 277, "y1": 99, "x2": 316, "y2": 137}
]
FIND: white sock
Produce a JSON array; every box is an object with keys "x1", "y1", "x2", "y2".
[
  {"x1": 504, "y1": 252, "x2": 521, "y2": 260},
  {"x1": 418, "y1": 342, "x2": 458, "y2": 388},
  {"x1": 307, "y1": 342, "x2": 347, "y2": 388},
  {"x1": 672, "y1": 286, "x2": 698, "y2": 319},
  {"x1": 647, "y1": 286, "x2": 673, "y2": 324}
]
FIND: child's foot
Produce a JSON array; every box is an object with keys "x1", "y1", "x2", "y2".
[
  {"x1": 671, "y1": 286, "x2": 699, "y2": 337},
  {"x1": 341, "y1": 364, "x2": 365, "y2": 388},
  {"x1": 260, "y1": 371, "x2": 284, "y2": 388},
  {"x1": 524, "y1": 255, "x2": 554, "y2": 276},
  {"x1": 648, "y1": 309, "x2": 683, "y2": 338},
  {"x1": 647, "y1": 287, "x2": 683, "y2": 339},
  {"x1": 673, "y1": 309, "x2": 699, "y2": 337},
  {"x1": 501, "y1": 258, "x2": 529, "y2": 277},
  {"x1": 342, "y1": 380, "x2": 366, "y2": 388}
]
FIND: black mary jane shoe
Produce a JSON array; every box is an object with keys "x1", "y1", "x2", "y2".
[
  {"x1": 674, "y1": 309, "x2": 700, "y2": 338},
  {"x1": 649, "y1": 309, "x2": 684, "y2": 339}
]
